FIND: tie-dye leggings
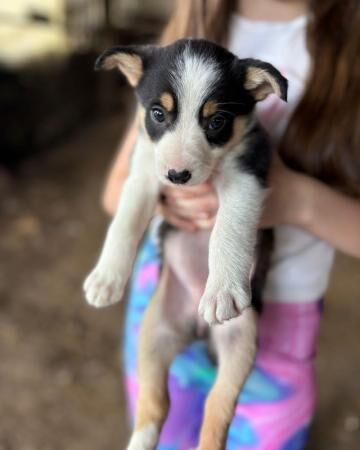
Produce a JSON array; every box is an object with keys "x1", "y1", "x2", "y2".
[{"x1": 123, "y1": 235, "x2": 322, "y2": 450}]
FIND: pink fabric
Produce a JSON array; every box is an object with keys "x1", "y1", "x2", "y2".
[{"x1": 259, "y1": 301, "x2": 322, "y2": 361}]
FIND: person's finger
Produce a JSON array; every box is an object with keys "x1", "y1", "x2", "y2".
[
  {"x1": 163, "y1": 212, "x2": 198, "y2": 232},
  {"x1": 165, "y1": 201, "x2": 210, "y2": 220},
  {"x1": 158, "y1": 205, "x2": 198, "y2": 232},
  {"x1": 163, "y1": 182, "x2": 213, "y2": 200},
  {"x1": 194, "y1": 216, "x2": 216, "y2": 230},
  {"x1": 174, "y1": 194, "x2": 218, "y2": 216},
  {"x1": 160, "y1": 188, "x2": 217, "y2": 219}
]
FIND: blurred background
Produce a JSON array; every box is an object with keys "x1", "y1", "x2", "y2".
[{"x1": 0, "y1": 1, "x2": 359, "y2": 449}]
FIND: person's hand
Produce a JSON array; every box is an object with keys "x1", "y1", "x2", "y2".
[
  {"x1": 261, "y1": 155, "x2": 313, "y2": 228},
  {"x1": 157, "y1": 182, "x2": 218, "y2": 232}
]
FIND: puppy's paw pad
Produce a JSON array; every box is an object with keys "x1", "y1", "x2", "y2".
[{"x1": 83, "y1": 268, "x2": 125, "y2": 308}]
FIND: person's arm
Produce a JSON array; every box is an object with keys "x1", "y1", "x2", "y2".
[
  {"x1": 304, "y1": 178, "x2": 360, "y2": 258},
  {"x1": 102, "y1": 118, "x2": 138, "y2": 216},
  {"x1": 261, "y1": 158, "x2": 360, "y2": 258}
]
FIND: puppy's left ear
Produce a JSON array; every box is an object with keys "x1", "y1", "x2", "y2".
[
  {"x1": 95, "y1": 45, "x2": 153, "y2": 87},
  {"x1": 241, "y1": 59, "x2": 288, "y2": 102}
]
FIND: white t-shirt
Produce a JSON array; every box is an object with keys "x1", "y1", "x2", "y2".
[{"x1": 228, "y1": 14, "x2": 335, "y2": 302}]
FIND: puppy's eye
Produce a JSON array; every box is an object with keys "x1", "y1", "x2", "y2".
[
  {"x1": 208, "y1": 115, "x2": 226, "y2": 131},
  {"x1": 151, "y1": 106, "x2": 166, "y2": 123}
]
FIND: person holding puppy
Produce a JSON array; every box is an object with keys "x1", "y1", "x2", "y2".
[{"x1": 102, "y1": 0, "x2": 360, "y2": 448}]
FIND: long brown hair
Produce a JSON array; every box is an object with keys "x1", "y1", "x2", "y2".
[
  {"x1": 280, "y1": 0, "x2": 360, "y2": 196},
  {"x1": 161, "y1": 0, "x2": 360, "y2": 196},
  {"x1": 161, "y1": 0, "x2": 236, "y2": 45}
]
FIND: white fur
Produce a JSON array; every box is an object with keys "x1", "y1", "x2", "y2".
[
  {"x1": 171, "y1": 46, "x2": 219, "y2": 132},
  {"x1": 84, "y1": 45, "x2": 264, "y2": 321},
  {"x1": 155, "y1": 46, "x2": 223, "y2": 185},
  {"x1": 83, "y1": 134, "x2": 159, "y2": 307},
  {"x1": 127, "y1": 422, "x2": 159, "y2": 450},
  {"x1": 83, "y1": 44, "x2": 278, "y2": 450},
  {"x1": 199, "y1": 158, "x2": 266, "y2": 324}
]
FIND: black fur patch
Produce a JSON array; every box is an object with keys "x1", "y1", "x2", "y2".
[
  {"x1": 134, "y1": 40, "x2": 258, "y2": 144},
  {"x1": 96, "y1": 39, "x2": 287, "y2": 171},
  {"x1": 237, "y1": 123, "x2": 272, "y2": 186}
]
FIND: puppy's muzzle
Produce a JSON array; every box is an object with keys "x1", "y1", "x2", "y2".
[{"x1": 167, "y1": 169, "x2": 192, "y2": 184}]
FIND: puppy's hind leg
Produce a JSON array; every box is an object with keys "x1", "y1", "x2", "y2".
[
  {"x1": 127, "y1": 265, "x2": 193, "y2": 450},
  {"x1": 197, "y1": 308, "x2": 258, "y2": 450}
]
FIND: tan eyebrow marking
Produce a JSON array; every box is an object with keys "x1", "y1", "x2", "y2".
[
  {"x1": 224, "y1": 116, "x2": 249, "y2": 152},
  {"x1": 202, "y1": 100, "x2": 218, "y2": 117},
  {"x1": 160, "y1": 92, "x2": 175, "y2": 112}
]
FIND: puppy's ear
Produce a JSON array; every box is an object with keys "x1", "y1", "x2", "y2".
[
  {"x1": 241, "y1": 59, "x2": 288, "y2": 102},
  {"x1": 95, "y1": 45, "x2": 153, "y2": 87}
]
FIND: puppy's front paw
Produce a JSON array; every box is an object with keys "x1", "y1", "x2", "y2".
[
  {"x1": 198, "y1": 283, "x2": 250, "y2": 325},
  {"x1": 83, "y1": 265, "x2": 127, "y2": 308}
]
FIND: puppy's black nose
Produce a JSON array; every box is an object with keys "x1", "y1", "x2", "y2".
[{"x1": 167, "y1": 169, "x2": 192, "y2": 184}]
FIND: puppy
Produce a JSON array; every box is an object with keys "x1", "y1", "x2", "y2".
[{"x1": 84, "y1": 39, "x2": 287, "y2": 450}]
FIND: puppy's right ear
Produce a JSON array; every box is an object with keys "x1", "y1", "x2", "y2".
[{"x1": 95, "y1": 45, "x2": 153, "y2": 87}]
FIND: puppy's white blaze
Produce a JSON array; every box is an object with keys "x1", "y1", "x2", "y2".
[
  {"x1": 172, "y1": 46, "x2": 220, "y2": 128},
  {"x1": 156, "y1": 48, "x2": 220, "y2": 182}
]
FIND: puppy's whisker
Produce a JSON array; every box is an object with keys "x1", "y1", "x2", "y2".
[
  {"x1": 216, "y1": 109, "x2": 237, "y2": 117},
  {"x1": 216, "y1": 101, "x2": 246, "y2": 106}
]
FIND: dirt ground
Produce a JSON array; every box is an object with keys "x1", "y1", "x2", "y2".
[{"x1": 0, "y1": 113, "x2": 359, "y2": 450}]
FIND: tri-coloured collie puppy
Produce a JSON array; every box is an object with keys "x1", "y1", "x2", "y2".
[{"x1": 84, "y1": 39, "x2": 287, "y2": 450}]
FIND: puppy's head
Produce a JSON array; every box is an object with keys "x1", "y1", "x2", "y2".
[{"x1": 96, "y1": 39, "x2": 287, "y2": 186}]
